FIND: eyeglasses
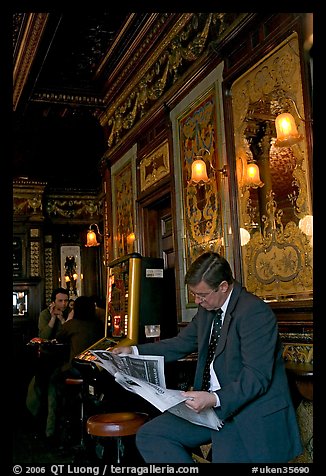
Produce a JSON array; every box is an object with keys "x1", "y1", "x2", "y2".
[{"x1": 190, "y1": 288, "x2": 216, "y2": 302}]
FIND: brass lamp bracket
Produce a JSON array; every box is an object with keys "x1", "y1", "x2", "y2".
[{"x1": 216, "y1": 164, "x2": 228, "y2": 177}]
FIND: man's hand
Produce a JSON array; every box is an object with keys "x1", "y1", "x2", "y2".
[
  {"x1": 181, "y1": 390, "x2": 217, "y2": 412},
  {"x1": 111, "y1": 346, "x2": 132, "y2": 354},
  {"x1": 49, "y1": 302, "x2": 65, "y2": 325}
]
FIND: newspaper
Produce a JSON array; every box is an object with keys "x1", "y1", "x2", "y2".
[{"x1": 90, "y1": 350, "x2": 223, "y2": 430}]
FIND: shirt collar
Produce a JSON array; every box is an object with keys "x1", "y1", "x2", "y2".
[{"x1": 220, "y1": 288, "x2": 233, "y2": 317}]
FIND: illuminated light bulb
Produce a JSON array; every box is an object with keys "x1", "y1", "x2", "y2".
[{"x1": 275, "y1": 113, "x2": 303, "y2": 147}]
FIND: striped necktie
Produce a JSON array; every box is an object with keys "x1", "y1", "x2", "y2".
[{"x1": 202, "y1": 309, "x2": 223, "y2": 391}]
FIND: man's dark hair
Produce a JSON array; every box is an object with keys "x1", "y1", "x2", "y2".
[
  {"x1": 51, "y1": 287, "x2": 69, "y2": 302},
  {"x1": 185, "y1": 252, "x2": 234, "y2": 289}
]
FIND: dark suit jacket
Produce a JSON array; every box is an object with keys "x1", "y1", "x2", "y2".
[{"x1": 138, "y1": 281, "x2": 303, "y2": 462}]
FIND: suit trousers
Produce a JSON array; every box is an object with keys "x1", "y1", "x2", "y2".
[
  {"x1": 136, "y1": 411, "x2": 253, "y2": 463},
  {"x1": 136, "y1": 411, "x2": 212, "y2": 463}
]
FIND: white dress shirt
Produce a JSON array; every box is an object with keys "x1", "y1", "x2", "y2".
[{"x1": 209, "y1": 289, "x2": 233, "y2": 406}]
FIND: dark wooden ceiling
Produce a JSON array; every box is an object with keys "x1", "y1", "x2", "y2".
[{"x1": 13, "y1": 12, "x2": 157, "y2": 190}]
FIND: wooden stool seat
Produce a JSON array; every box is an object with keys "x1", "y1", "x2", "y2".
[
  {"x1": 87, "y1": 412, "x2": 148, "y2": 437},
  {"x1": 86, "y1": 412, "x2": 148, "y2": 463},
  {"x1": 65, "y1": 377, "x2": 84, "y2": 385}
]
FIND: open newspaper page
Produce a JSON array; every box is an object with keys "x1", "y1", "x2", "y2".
[
  {"x1": 168, "y1": 401, "x2": 223, "y2": 430},
  {"x1": 91, "y1": 350, "x2": 223, "y2": 430},
  {"x1": 114, "y1": 372, "x2": 188, "y2": 412},
  {"x1": 90, "y1": 350, "x2": 166, "y2": 387}
]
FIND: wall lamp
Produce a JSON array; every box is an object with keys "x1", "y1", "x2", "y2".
[
  {"x1": 85, "y1": 223, "x2": 110, "y2": 247},
  {"x1": 245, "y1": 160, "x2": 264, "y2": 189},
  {"x1": 275, "y1": 111, "x2": 303, "y2": 148},
  {"x1": 188, "y1": 147, "x2": 228, "y2": 186},
  {"x1": 247, "y1": 94, "x2": 311, "y2": 148},
  {"x1": 274, "y1": 94, "x2": 313, "y2": 147}
]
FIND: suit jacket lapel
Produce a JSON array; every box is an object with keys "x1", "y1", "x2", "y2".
[
  {"x1": 215, "y1": 281, "x2": 242, "y2": 356},
  {"x1": 197, "y1": 309, "x2": 216, "y2": 368}
]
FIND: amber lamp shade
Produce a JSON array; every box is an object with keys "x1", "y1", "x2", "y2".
[
  {"x1": 127, "y1": 232, "x2": 136, "y2": 245},
  {"x1": 190, "y1": 159, "x2": 209, "y2": 184},
  {"x1": 86, "y1": 229, "x2": 100, "y2": 247},
  {"x1": 246, "y1": 163, "x2": 264, "y2": 188},
  {"x1": 275, "y1": 113, "x2": 303, "y2": 147}
]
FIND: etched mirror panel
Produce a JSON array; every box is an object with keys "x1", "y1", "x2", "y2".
[{"x1": 231, "y1": 33, "x2": 312, "y2": 301}]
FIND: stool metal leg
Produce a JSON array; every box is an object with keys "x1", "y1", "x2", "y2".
[
  {"x1": 116, "y1": 437, "x2": 124, "y2": 464},
  {"x1": 79, "y1": 392, "x2": 85, "y2": 448}
]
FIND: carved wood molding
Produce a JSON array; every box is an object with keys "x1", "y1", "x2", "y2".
[
  {"x1": 100, "y1": 13, "x2": 244, "y2": 151},
  {"x1": 13, "y1": 13, "x2": 49, "y2": 111}
]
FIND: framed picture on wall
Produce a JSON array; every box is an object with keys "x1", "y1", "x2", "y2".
[{"x1": 139, "y1": 140, "x2": 170, "y2": 192}]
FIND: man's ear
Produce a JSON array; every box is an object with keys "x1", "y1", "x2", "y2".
[{"x1": 219, "y1": 281, "x2": 229, "y2": 293}]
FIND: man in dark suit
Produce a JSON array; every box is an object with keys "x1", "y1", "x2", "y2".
[{"x1": 112, "y1": 252, "x2": 303, "y2": 463}]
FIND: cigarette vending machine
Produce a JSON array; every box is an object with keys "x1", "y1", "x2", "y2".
[{"x1": 75, "y1": 253, "x2": 171, "y2": 363}]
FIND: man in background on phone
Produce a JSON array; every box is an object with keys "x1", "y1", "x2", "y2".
[
  {"x1": 39, "y1": 287, "x2": 71, "y2": 339},
  {"x1": 26, "y1": 287, "x2": 70, "y2": 441}
]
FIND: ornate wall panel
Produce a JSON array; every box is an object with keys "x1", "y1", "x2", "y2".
[
  {"x1": 111, "y1": 145, "x2": 138, "y2": 259},
  {"x1": 30, "y1": 241, "x2": 40, "y2": 277},
  {"x1": 231, "y1": 33, "x2": 313, "y2": 301},
  {"x1": 171, "y1": 62, "x2": 228, "y2": 322},
  {"x1": 44, "y1": 246, "x2": 54, "y2": 304},
  {"x1": 177, "y1": 87, "x2": 223, "y2": 270},
  {"x1": 139, "y1": 140, "x2": 170, "y2": 192},
  {"x1": 13, "y1": 179, "x2": 46, "y2": 220},
  {"x1": 100, "y1": 13, "x2": 244, "y2": 152},
  {"x1": 45, "y1": 194, "x2": 101, "y2": 221}
]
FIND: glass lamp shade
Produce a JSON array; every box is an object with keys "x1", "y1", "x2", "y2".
[
  {"x1": 299, "y1": 215, "x2": 313, "y2": 237},
  {"x1": 275, "y1": 113, "x2": 303, "y2": 147},
  {"x1": 240, "y1": 227, "x2": 251, "y2": 246},
  {"x1": 127, "y1": 232, "x2": 136, "y2": 245},
  {"x1": 190, "y1": 159, "x2": 209, "y2": 184},
  {"x1": 126, "y1": 232, "x2": 136, "y2": 252},
  {"x1": 85, "y1": 229, "x2": 100, "y2": 247},
  {"x1": 245, "y1": 162, "x2": 264, "y2": 188}
]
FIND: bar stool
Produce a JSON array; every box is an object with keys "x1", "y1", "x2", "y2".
[
  {"x1": 86, "y1": 412, "x2": 148, "y2": 463},
  {"x1": 64, "y1": 377, "x2": 85, "y2": 449}
]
